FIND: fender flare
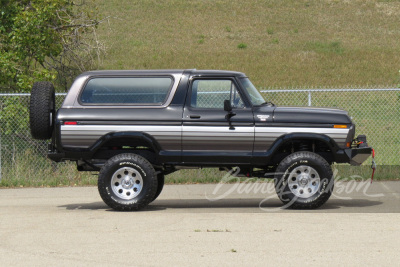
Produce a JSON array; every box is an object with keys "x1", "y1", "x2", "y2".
[
  {"x1": 89, "y1": 131, "x2": 162, "y2": 155},
  {"x1": 51, "y1": 131, "x2": 163, "y2": 163},
  {"x1": 266, "y1": 132, "x2": 341, "y2": 158}
]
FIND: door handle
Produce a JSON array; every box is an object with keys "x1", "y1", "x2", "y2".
[{"x1": 190, "y1": 115, "x2": 201, "y2": 119}]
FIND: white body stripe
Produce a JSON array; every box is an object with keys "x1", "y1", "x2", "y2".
[
  {"x1": 61, "y1": 125, "x2": 349, "y2": 151},
  {"x1": 61, "y1": 125, "x2": 182, "y2": 149}
]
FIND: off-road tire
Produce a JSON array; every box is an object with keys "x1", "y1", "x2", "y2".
[
  {"x1": 98, "y1": 153, "x2": 158, "y2": 211},
  {"x1": 274, "y1": 151, "x2": 334, "y2": 209},
  {"x1": 151, "y1": 173, "x2": 165, "y2": 202},
  {"x1": 29, "y1": 81, "x2": 55, "y2": 140}
]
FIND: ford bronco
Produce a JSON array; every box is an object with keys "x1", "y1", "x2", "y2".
[{"x1": 29, "y1": 69, "x2": 372, "y2": 210}]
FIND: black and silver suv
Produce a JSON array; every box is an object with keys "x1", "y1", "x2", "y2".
[{"x1": 29, "y1": 69, "x2": 372, "y2": 210}]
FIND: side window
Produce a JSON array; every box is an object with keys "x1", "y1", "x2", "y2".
[
  {"x1": 190, "y1": 79, "x2": 245, "y2": 109},
  {"x1": 80, "y1": 77, "x2": 173, "y2": 105}
]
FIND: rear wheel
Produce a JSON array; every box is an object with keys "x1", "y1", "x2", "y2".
[
  {"x1": 29, "y1": 81, "x2": 55, "y2": 140},
  {"x1": 274, "y1": 151, "x2": 334, "y2": 209},
  {"x1": 98, "y1": 153, "x2": 158, "y2": 211}
]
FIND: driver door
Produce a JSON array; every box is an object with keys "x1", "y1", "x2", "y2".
[{"x1": 182, "y1": 78, "x2": 254, "y2": 164}]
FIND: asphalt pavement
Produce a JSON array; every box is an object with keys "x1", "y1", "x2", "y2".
[{"x1": 0, "y1": 181, "x2": 399, "y2": 266}]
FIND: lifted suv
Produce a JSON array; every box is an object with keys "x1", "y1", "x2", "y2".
[{"x1": 29, "y1": 69, "x2": 372, "y2": 210}]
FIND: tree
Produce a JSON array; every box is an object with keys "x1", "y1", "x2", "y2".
[{"x1": 0, "y1": 0, "x2": 107, "y2": 92}]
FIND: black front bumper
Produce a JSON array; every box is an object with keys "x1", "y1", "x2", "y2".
[
  {"x1": 334, "y1": 134, "x2": 372, "y2": 165},
  {"x1": 344, "y1": 147, "x2": 372, "y2": 166},
  {"x1": 334, "y1": 147, "x2": 372, "y2": 165}
]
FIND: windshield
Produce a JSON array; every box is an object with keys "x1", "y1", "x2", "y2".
[{"x1": 239, "y1": 78, "x2": 265, "y2": 106}]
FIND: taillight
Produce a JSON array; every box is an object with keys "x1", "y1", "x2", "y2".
[{"x1": 64, "y1": 121, "x2": 77, "y2": 125}]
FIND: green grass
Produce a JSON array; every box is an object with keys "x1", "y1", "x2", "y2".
[
  {"x1": 237, "y1": 43, "x2": 247, "y2": 49},
  {"x1": 95, "y1": 0, "x2": 400, "y2": 87},
  {"x1": 0, "y1": 151, "x2": 97, "y2": 188},
  {"x1": 304, "y1": 41, "x2": 344, "y2": 55}
]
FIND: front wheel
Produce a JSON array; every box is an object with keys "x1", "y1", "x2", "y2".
[
  {"x1": 98, "y1": 153, "x2": 158, "y2": 211},
  {"x1": 274, "y1": 151, "x2": 334, "y2": 209},
  {"x1": 151, "y1": 173, "x2": 165, "y2": 202}
]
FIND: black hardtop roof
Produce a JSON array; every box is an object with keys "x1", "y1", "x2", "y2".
[
  {"x1": 190, "y1": 69, "x2": 246, "y2": 77},
  {"x1": 79, "y1": 69, "x2": 247, "y2": 77}
]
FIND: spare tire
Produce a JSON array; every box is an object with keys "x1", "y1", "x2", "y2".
[{"x1": 29, "y1": 81, "x2": 55, "y2": 140}]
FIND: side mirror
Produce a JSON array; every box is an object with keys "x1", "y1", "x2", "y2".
[
  {"x1": 224, "y1": 99, "x2": 232, "y2": 112},
  {"x1": 224, "y1": 100, "x2": 236, "y2": 130}
]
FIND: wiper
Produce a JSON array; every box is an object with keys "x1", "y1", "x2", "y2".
[{"x1": 261, "y1": 101, "x2": 275, "y2": 107}]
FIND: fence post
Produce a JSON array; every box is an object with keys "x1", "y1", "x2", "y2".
[{"x1": 308, "y1": 90, "x2": 312, "y2": 106}]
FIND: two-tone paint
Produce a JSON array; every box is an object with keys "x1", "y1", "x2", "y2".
[{"x1": 50, "y1": 69, "x2": 369, "y2": 167}]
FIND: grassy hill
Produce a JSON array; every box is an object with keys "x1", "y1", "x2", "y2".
[{"x1": 95, "y1": 0, "x2": 400, "y2": 88}]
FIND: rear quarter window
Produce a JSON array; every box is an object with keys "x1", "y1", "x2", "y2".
[{"x1": 80, "y1": 77, "x2": 173, "y2": 105}]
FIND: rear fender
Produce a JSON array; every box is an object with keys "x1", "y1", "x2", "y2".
[
  {"x1": 90, "y1": 131, "x2": 162, "y2": 154},
  {"x1": 53, "y1": 132, "x2": 162, "y2": 162}
]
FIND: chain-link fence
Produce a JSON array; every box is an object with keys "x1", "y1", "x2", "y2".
[
  {"x1": 0, "y1": 93, "x2": 68, "y2": 185},
  {"x1": 0, "y1": 87, "x2": 399, "y2": 183}
]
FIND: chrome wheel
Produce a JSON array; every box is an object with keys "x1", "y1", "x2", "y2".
[
  {"x1": 111, "y1": 167, "x2": 143, "y2": 200},
  {"x1": 288, "y1": 165, "x2": 320, "y2": 198}
]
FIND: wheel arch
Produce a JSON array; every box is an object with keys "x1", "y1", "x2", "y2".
[
  {"x1": 266, "y1": 132, "x2": 341, "y2": 164},
  {"x1": 90, "y1": 131, "x2": 162, "y2": 162}
]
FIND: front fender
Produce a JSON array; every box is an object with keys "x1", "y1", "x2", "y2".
[
  {"x1": 252, "y1": 132, "x2": 341, "y2": 165},
  {"x1": 268, "y1": 132, "x2": 341, "y2": 154}
]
